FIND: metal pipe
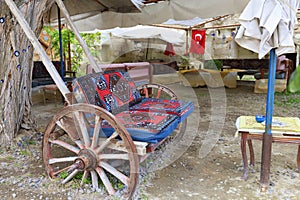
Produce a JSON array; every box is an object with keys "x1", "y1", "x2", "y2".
[
  {"x1": 57, "y1": 4, "x2": 65, "y2": 80},
  {"x1": 260, "y1": 48, "x2": 277, "y2": 191}
]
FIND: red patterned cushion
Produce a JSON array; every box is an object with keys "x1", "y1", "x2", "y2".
[
  {"x1": 130, "y1": 98, "x2": 194, "y2": 122},
  {"x1": 95, "y1": 71, "x2": 142, "y2": 113},
  {"x1": 100, "y1": 110, "x2": 179, "y2": 143},
  {"x1": 72, "y1": 73, "x2": 100, "y2": 104},
  {"x1": 115, "y1": 110, "x2": 177, "y2": 132}
]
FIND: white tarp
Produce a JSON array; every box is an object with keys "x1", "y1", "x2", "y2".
[
  {"x1": 235, "y1": 0, "x2": 299, "y2": 58},
  {"x1": 48, "y1": 0, "x2": 144, "y2": 22},
  {"x1": 98, "y1": 25, "x2": 186, "y2": 46},
  {"x1": 72, "y1": 0, "x2": 249, "y2": 31},
  {"x1": 162, "y1": 17, "x2": 207, "y2": 27}
]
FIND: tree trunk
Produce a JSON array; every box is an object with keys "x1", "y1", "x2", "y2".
[{"x1": 0, "y1": 0, "x2": 52, "y2": 146}]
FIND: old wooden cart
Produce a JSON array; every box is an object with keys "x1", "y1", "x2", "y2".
[
  {"x1": 42, "y1": 69, "x2": 194, "y2": 199},
  {"x1": 5, "y1": 0, "x2": 194, "y2": 199}
]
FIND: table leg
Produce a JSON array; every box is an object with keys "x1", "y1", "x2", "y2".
[
  {"x1": 241, "y1": 132, "x2": 248, "y2": 180},
  {"x1": 42, "y1": 88, "x2": 46, "y2": 105},
  {"x1": 248, "y1": 140, "x2": 255, "y2": 166},
  {"x1": 297, "y1": 145, "x2": 300, "y2": 172}
]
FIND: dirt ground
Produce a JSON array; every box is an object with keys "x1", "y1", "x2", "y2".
[{"x1": 1, "y1": 76, "x2": 300, "y2": 199}]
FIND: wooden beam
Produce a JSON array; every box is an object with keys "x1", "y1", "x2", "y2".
[
  {"x1": 193, "y1": 14, "x2": 231, "y2": 28},
  {"x1": 99, "y1": 138, "x2": 148, "y2": 156},
  {"x1": 54, "y1": 0, "x2": 102, "y2": 72},
  {"x1": 200, "y1": 24, "x2": 240, "y2": 30},
  {"x1": 4, "y1": 0, "x2": 70, "y2": 102}
]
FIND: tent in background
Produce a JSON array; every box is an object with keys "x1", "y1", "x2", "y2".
[
  {"x1": 69, "y1": 0, "x2": 249, "y2": 31},
  {"x1": 48, "y1": 0, "x2": 144, "y2": 24},
  {"x1": 84, "y1": 25, "x2": 186, "y2": 61},
  {"x1": 101, "y1": 25, "x2": 186, "y2": 46}
]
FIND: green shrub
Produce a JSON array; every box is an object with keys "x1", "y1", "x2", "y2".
[{"x1": 204, "y1": 59, "x2": 223, "y2": 70}]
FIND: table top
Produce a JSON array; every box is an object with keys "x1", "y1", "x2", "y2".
[
  {"x1": 41, "y1": 84, "x2": 58, "y2": 90},
  {"x1": 236, "y1": 116, "x2": 300, "y2": 135}
]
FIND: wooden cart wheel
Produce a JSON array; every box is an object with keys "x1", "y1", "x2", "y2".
[
  {"x1": 42, "y1": 103, "x2": 139, "y2": 199},
  {"x1": 137, "y1": 83, "x2": 188, "y2": 139},
  {"x1": 137, "y1": 83, "x2": 177, "y2": 100}
]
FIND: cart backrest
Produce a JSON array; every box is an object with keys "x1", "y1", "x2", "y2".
[{"x1": 72, "y1": 70, "x2": 142, "y2": 114}]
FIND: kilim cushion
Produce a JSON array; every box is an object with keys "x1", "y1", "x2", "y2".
[
  {"x1": 130, "y1": 98, "x2": 194, "y2": 122},
  {"x1": 101, "y1": 110, "x2": 179, "y2": 143},
  {"x1": 95, "y1": 71, "x2": 142, "y2": 114}
]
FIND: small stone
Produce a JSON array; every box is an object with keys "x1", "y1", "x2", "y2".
[{"x1": 12, "y1": 193, "x2": 17, "y2": 198}]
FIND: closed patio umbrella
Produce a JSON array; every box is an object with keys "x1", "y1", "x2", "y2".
[{"x1": 235, "y1": 0, "x2": 299, "y2": 191}]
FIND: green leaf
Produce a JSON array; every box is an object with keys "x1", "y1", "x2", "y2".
[{"x1": 288, "y1": 66, "x2": 300, "y2": 93}]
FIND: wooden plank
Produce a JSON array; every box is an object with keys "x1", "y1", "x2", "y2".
[
  {"x1": 99, "y1": 138, "x2": 148, "y2": 156},
  {"x1": 54, "y1": 0, "x2": 102, "y2": 72},
  {"x1": 5, "y1": 0, "x2": 70, "y2": 101}
]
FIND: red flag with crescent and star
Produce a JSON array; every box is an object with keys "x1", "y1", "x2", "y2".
[{"x1": 190, "y1": 30, "x2": 206, "y2": 54}]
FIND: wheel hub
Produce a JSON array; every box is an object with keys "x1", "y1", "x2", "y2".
[{"x1": 75, "y1": 149, "x2": 98, "y2": 171}]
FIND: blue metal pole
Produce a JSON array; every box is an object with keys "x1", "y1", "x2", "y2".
[
  {"x1": 57, "y1": 4, "x2": 65, "y2": 81},
  {"x1": 260, "y1": 48, "x2": 277, "y2": 191},
  {"x1": 265, "y1": 48, "x2": 277, "y2": 135}
]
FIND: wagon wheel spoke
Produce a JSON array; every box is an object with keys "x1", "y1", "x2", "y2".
[
  {"x1": 96, "y1": 167, "x2": 115, "y2": 195},
  {"x1": 100, "y1": 162, "x2": 130, "y2": 186},
  {"x1": 73, "y1": 111, "x2": 91, "y2": 147},
  {"x1": 61, "y1": 169, "x2": 80, "y2": 184},
  {"x1": 52, "y1": 164, "x2": 77, "y2": 176},
  {"x1": 80, "y1": 170, "x2": 89, "y2": 186},
  {"x1": 49, "y1": 139, "x2": 80, "y2": 154},
  {"x1": 91, "y1": 170, "x2": 99, "y2": 190},
  {"x1": 91, "y1": 115, "x2": 102, "y2": 149},
  {"x1": 143, "y1": 87, "x2": 149, "y2": 98},
  {"x1": 100, "y1": 154, "x2": 129, "y2": 160},
  {"x1": 138, "y1": 84, "x2": 177, "y2": 100},
  {"x1": 74, "y1": 140, "x2": 85, "y2": 149},
  {"x1": 96, "y1": 132, "x2": 119, "y2": 154},
  {"x1": 156, "y1": 87, "x2": 162, "y2": 99},
  {"x1": 49, "y1": 156, "x2": 78, "y2": 164}
]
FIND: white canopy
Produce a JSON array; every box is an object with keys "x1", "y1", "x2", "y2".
[
  {"x1": 72, "y1": 0, "x2": 249, "y2": 31},
  {"x1": 94, "y1": 25, "x2": 186, "y2": 46},
  {"x1": 48, "y1": 0, "x2": 144, "y2": 22}
]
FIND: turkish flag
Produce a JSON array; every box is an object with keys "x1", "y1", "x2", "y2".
[{"x1": 190, "y1": 30, "x2": 206, "y2": 54}]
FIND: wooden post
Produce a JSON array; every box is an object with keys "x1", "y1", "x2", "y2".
[
  {"x1": 54, "y1": 0, "x2": 102, "y2": 72},
  {"x1": 185, "y1": 29, "x2": 189, "y2": 55},
  {"x1": 4, "y1": 0, "x2": 70, "y2": 102}
]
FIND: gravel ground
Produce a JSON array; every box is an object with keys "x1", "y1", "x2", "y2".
[{"x1": 1, "y1": 79, "x2": 300, "y2": 199}]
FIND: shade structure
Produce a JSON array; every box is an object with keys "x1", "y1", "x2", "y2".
[
  {"x1": 63, "y1": 0, "x2": 249, "y2": 31},
  {"x1": 48, "y1": 0, "x2": 144, "y2": 23},
  {"x1": 235, "y1": 0, "x2": 299, "y2": 191},
  {"x1": 97, "y1": 25, "x2": 186, "y2": 46}
]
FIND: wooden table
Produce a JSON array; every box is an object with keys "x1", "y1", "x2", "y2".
[
  {"x1": 236, "y1": 116, "x2": 300, "y2": 180},
  {"x1": 41, "y1": 84, "x2": 60, "y2": 105}
]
